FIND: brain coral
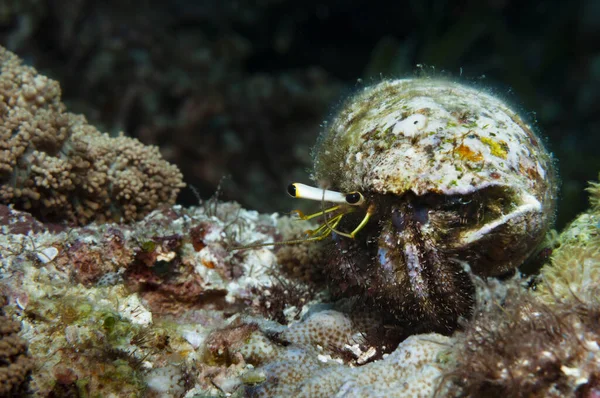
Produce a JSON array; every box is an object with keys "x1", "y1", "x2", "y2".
[
  {"x1": 245, "y1": 332, "x2": 450, "y2": 397},
  {"x1": 0, "y1": 46, "x2": 185, "y2": 225},
  {"x1": 227, "y1": 310, "x2": 451, "y2": 398}
]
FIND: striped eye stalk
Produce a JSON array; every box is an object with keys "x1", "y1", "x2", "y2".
[
  {"x1": 286, "y1": 183, "x2": 373, "y2": 240},
  {"x1": 232, "y1": 183, "x2": 373, "y2": 250}
]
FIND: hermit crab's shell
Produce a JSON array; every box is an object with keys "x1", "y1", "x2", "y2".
[{"x1": 313, "y1": 79, "x2": 555, "y2": 209}]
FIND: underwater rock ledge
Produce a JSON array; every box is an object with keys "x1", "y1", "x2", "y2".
[
  {"x1": 0, "y1": 175, "x2": 599, "y2": 397},
  {"x1": 0, "y1": 199, "x2": 453, "y2": 397}
]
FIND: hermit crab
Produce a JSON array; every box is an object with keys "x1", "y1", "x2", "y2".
[{"x1": 250, "y1": 78, "x2": 556, "y2": 332}]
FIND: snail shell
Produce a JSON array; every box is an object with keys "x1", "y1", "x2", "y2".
[{"x1": 310, "y1": 78, "x2": 557, "y2": 332}]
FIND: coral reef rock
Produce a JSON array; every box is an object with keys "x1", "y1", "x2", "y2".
[
  {"x1": 0, "y1": 199, "x2": 319, "y2": 396},
  {"x1": 0, "y1": 46, "x2": 185, "y2": 225}
]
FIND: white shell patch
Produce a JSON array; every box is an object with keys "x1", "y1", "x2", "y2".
[
  {"x1": 36, "y1": 246, "x2": 58, "y2": 263},
  {"x1": 392, "y1": 114, "x2": 428, "y2": 137}
]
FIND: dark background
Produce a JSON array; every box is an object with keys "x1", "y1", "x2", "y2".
[{"x1": 2, "y1": 0, "x2": 598, "y2": 229}]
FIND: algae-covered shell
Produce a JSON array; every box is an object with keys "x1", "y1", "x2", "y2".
[
  {"x1": 309, "y1": 78, "x2": 557, "y2": 332},
  {"x1": 314, "y1": 78, "x2": 554, "y2": 207}
]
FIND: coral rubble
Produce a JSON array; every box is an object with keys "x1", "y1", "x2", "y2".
[
  {"x1": 0, "y1": 194, "x2": 455, "y2": 397},
  {"x1": 0, "y1": 46, "x2": 185, "y2": 225}
]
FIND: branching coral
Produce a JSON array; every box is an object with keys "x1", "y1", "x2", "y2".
[
  {"x1": 0, "y1": 46, "x2": 185, "y2": 225},
  {"x1": 0, "y1": 304, "x2": 33, "y2": 396}
]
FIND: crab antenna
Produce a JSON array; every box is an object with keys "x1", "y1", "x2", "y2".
[
  {"x1": 231, "y1": 235, "x2": 326, "y2": 251},
  {"x1": 232, "y1": 183, "x2": 369, "y2": 251},
  {"x1": 230, "y1": 214, "x2": 345, "y2": 251}
]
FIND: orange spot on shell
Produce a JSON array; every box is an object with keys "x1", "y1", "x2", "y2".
[
  {"x1": 192, "y1": 240, "x2": 206, "y2": 252},
  {"x1": 456, "y1": 144, "x2": 483, "y2": 162},
  {"x1": 202, "y1": 259, "x2": 216, "y2": 269},
  {"x1": 526, "y1": 167, "x2": 540, "y2": 181}
]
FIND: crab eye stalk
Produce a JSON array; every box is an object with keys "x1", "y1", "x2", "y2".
[
  {"x1": 233, "y1": 183, "x2": 373, "y2": 251},
  {"x1": 286, "y1": 183, "x2": 298, "y2": 197},
  {"x1": 345, "y1": 191, "x2": 364, "y2": 206},
  {"x1": 286, "y1": 183, "x2": 348, "y2": 203}
]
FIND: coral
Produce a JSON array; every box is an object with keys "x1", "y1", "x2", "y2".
[
  {"x1": 0, "y1": 304, "x2": 33, "y2": 396},
  {"x1": 199, "y1": 309, "x2": 449, "y2": 397},
  {"x1": 536, "y1": 227, "x2": 600, "y2": 305},
  {"x1": 0, "y1": 189, "x2": 456, "y2": 398},
  {"x1": 236, "y1": 311, "x2": 451, "y2": 398},
  {"x1": 443, "y1": 292, "x2": 600, "y2": 397},
  {"x1": 536, "y1": 173, "x2": 600, "y2": 305},
  {"x1": 280, "y1": 310, "x2": 364, "y2": 352},
  {"x1": 0, "y1": 46, "x2": 185, "y2": 225},
  {"x1": 1, "y1": 1, "x2": 345, "y2": 214},
  {"x1": 588, "y1": 175, "x2": 600, "y2": 211}
]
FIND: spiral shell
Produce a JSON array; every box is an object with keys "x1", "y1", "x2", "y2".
[{"x1": 309, "y1": 78, "x2": 557, "y2": 332}]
